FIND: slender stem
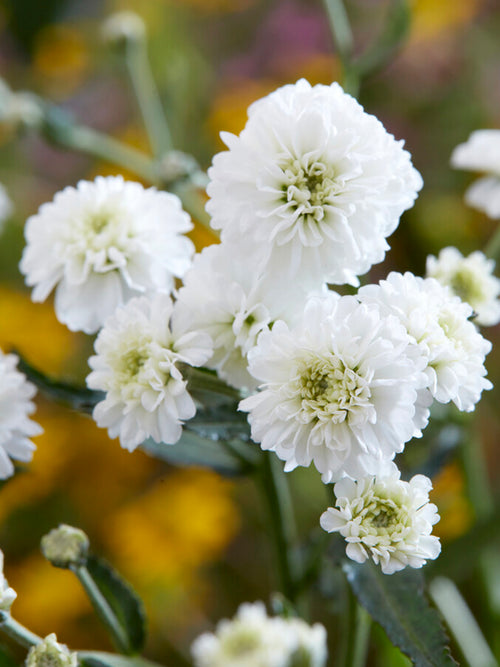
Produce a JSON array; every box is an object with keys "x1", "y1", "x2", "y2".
[
  {"x1": 73, "y1": 565, "x2": 131, "y2": 654},
  {"x1": 0, "y1": 614, "x2": 41, "y2": 649},
  {"x1": 258, "y1": 452, "x2": 299, "y2": 604},
  {"x1": 124, "y1": 41, "x2": 173, "y2": 158},
  {"x1": 430, "y1": 577, "x2": 496, "y2": 667},
  {"x1": 322, "y1": 0, "x2": 360, "y2": 96},
  {"x1": 461, "y1": 431, "x2": 494, "y2": 521},
  {"x1": 40, "y1": 109, "x2": 158, "y2": 184},
  {"x1": 484, "y1": 225, "x2": 500, "y2": 264},
  {"x1": 172, "y1": 182, "x2": 215, "y2": 235},
  {"x1": 184, "y1": 367, "x2": 242, "y2": 400},
  {"x1": 342, "y1": 589, "x2": 371, "y2": 667}
]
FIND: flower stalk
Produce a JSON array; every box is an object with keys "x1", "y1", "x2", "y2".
[
  {"x1": 0, "y1": 613, "x2": 41, "y2": 649},
  {"x1": 72, "y1": 564, "x2": 131, "y2": 655}
]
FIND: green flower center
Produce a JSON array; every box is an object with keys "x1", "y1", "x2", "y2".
[{"x1": 280, "y1": 157, "x2": 340, "y2": 222}]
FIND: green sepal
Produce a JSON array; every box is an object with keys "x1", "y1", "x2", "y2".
[{"x1": 343, "y1": 560, "x2": 458, "y2": 667}]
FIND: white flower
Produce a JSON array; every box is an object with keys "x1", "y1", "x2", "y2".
[
  {"x1": 320, "y1": 471, "x2": 441, "y2": 574},
  {"x1": 87, "y1": 294, "x2": 212, "y2": 451},
  {"x1": 359, "y1": 272, "x2": 492, "y2": 411},
  {"x1": 26, "y1": 633, "x2": 78, "y2": 667},
  {"x1": 0, "y1": 351, "x2": 42, "y2": 479},
  {"x1": 20, "y1": 176, "x2": 194, "y2": 334},
  {"x1": 240, "y1": 293, "x2": 429, "y2": 483},
  {"x1": 207, "y1": 79, "x2": 422, "y2": 287},
  {"x1": 426, "y1": 247, "x2": 500, "y2": 326},
  {"x1": 0, "y1": 550, "x2": 16, "y2": 611},
  {"x1": 40, "y1": 524, "x2": 89, "y2": 569},
  {"x1": 191, "y1": 602, "x2": 327, "y2": 667},
  {"x1": 0, "y1": 183, "x2": 13, "y2": 234},
  {"x1": 175, "y1": 243, "x2": 318, "y2": 390},
  {"x1": 451, "y1": 130, "x2": 500, "y2": 219}
]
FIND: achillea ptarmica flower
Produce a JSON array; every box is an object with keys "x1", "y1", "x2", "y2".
[
  {"x1": 20, "y1": 176, "x2": 194, "y2": 334},
  {"x1": 0, "y1": 549, "x2": 17, "y2": 611},
  {"x1": 41, "y1": 524, "x2": 89, "y2": 569},
  {"x1": 451, "y1": 130, "x2": 500, "y2": 219},
  {"x1": 426, "y1": 247, "x2": 500, "y2": 326},
  {"x1": 359, "y1": 272, "x2": 492, "y2": 411},
  {"x1": 0, "y1": 351, "x2": 42, "y2": 479},
  {"x1": 191, "y1": 601, "x2": 327, "y2": 667},
  {"x1": 175, "y1": 243, "x2": 317, "y2": 390},
  {"x1": 207, "y1": 79, "x2": 422, "y2": 286},
  {"x1": 26, "y1": 633, "x2": 78, "y2": 667},
  {"x1": 240, "y1": 293, "x2": 429, "y2": 483},
  {"x1": 87, "y1": 294, "x2": 212, "y2": 451},
  {"x1": 320, "y1": 472, "x2": 441, "y2": 574}
]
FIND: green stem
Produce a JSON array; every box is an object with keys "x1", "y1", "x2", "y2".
[
  {"x1": 342, "y1": 589, "x2": 371, "y2": 667},
  {"x1": 484, "y1": 225, "x2": 500, "y2": 263},
  {"x1": 73, "y1": 565, "x2": 131, "y2": 654},
  {"x1": 184, "y1": 367, "x2": 242, "y2": 400},
  {"x1": 41, "y1": 110, "x2": 158, "y2": 184},
  {"x1": 0, "y1": 614, "x2": 41, "y2": 649},
  {"x1": 172, "y1": 182, "x2": 215, "y2": 235},
  {"x1": 259, "y1": 452, "x2": 299, "y2": 604},
  {"x1": 461, "y1": 431, "x2": 494, "y2": 521},
  {"x1": 124, "y1": 41, "x2": 173, "y2": 158},
  {"x1": 322, "y1": 0, "x2": 360, "y2": 96}
]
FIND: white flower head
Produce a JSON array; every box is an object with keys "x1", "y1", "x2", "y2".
[
  {"x1": 451, "y1": 130, "x2": 500, "y2": 219},
  {"x1": 87, "y1": 294, "x2": 212, "y2": 451},
  {"x1": 191, "y1": 602, "x2": 327, "y2": 667},
  {"x1": 0, "y1": 550, "x2": 17, "y2": 612},
  {"x1": 41, "y1": 524, "x2": 89, "y2": 569},
  {"x1": 0, "y1": 351, "x2": 42, "y2": 479},
  {"x1": 175, "y1": 243, "x2": 319, "y2": 390},
  {"x1": 0, "y1": 182, "x2": 13, "y2": 234},
  {"x1": 26, "y1": 633, "x2": 78, "y2": 667},
  {"x1": 359, "y1": 272, "x2": 493, "y2": 411},
  {"x1": 426, "y1": 247, "x2": 500, "y2": 326},
  {"x1": 20, "y1": 176, "x2": 194, "y2": 334},
  {"x1": 207, "y1": 79, "x2": 422, "y2": 287},
  {"x1": 240, "y1": 293, "x2": 430, "y2": 483},
  {"x1": 320, "y1": 471, "x2": 441, "y2": 574}
]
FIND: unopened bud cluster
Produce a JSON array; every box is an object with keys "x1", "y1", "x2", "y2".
[{"x1": 41, "y1": 525, "x2": 89, "y2": 569}]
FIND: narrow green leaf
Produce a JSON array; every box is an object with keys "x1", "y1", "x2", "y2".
[
  {"x1": 78, "y1": 651, "x2": 163, "y2": 667},
  {"x1": 16, "y1": 356, "x2": 102, "y2": 413},
  {"x1": 141, "y1": 429, "x2": 257, "y2": 476},
  {"x1": 85, "y1": 556, "x2": 146, "y2": 655},
  {"x1": 343, "y1": 561, "x2": 458, "y2": 667}
]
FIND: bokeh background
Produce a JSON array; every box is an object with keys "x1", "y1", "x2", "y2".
[{"x1": 0, "y1": 0, "x2": 500, "y2": 665}]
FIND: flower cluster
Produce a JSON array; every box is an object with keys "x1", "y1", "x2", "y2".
[
  {"x1": 0, "y1": 549, "x2": 16, "y2": 612},
  {"x1": 191, "y1": 601, "x2": 327, "y2": 667},
  {"x1": 16, "y1": 79, "x2": 496, "y2": 577}
]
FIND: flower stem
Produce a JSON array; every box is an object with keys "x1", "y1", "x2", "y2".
[
  {"x1": 40, "y1": 107, "x2": 158, "y2": 184},
  {"x1": 72, "y1": 564, "x2": 131, "y2": 654},
  {"x1": 259, "y1": 452, "x2": 299, "y2": 604},
  {"x1": 184, "y1": 367, "x2": 242, "y2": 401},
  {"x1": 342, "y1": 589, "x2": 371, "y2": 667},
  {"x1": 124, "y1": 40, "x2": 173, "y2": 158},
  {"x1": 484, "y1": 225, "x2": 500, "y2": 263},
  {"x1": 322, "y1": 0, "x2": 360, "y2": 97},
  {"x1": 0, "y1": 614, "x2": 41, "y2": 649}
]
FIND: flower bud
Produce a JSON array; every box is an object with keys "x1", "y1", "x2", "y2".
[
  {"x1": 101, "y1": 11, "x2": 146, "y2": 47},
  {"x1": 0, "y1": 81, "x2": 43, "y2": 135},
  {"x1": 26, "y1": 634, "x2": 78, "y2": 667},
  {"x1": 41, "y1": 524, "x2": 89, "y2": 569}
]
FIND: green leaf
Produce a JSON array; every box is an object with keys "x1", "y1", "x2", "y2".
[
  {"x1": 85, "y1": 556, "x2": 147, "y2": 655},
  {"x1": 141, "y1": 428, "x2": 259, "y2": 476},
  {"x1": 186, "y1": 403, "x2": 251, "y2": 441},
  {"x1": 16, "y1": 355, "x2": 102, "y2": 413},
  {"x1": 78, "y1": 651, "x2": 163, "y2": 667},
  {"x1": 354, "y1": 0, "x2": 411, "y2": 77},
  {"x1": 343, "y1": 560, "x2": 458, "y2": 667}
]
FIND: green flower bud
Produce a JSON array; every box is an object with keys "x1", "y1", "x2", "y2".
[{"x1": 40, "y1": 525, "x2": 89, "y2": 569}]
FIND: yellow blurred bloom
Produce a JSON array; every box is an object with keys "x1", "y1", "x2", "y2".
[
  {"x1": 33, "y1": 25, "x2": 89, "y2": 96},
  {"x1": 410, "y1": 0, "x2": 484, "y2": 43},
  {"x1": 104, "y1": 467, "x2": 239, "y2": 587},
  {"x1": 0, "y1": 287, "x2": 80, "y2": 375},
  {"x1": 432, "y1": 462, "x2": 474, "y2": 541}
]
